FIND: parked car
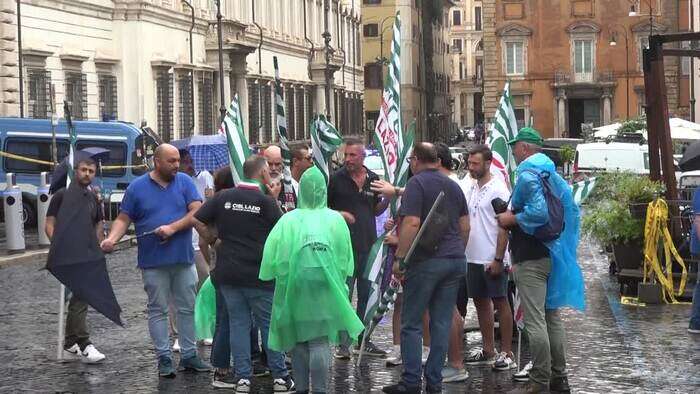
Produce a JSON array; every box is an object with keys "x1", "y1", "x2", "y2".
[
  {"x1": 364, "y1": 149, "x2": 386, "y2": 180},
  {"x1": 0, "y1": 118, "x2": 159, "y2": 226},
  {"x1": 573, "y1": 142, "x2": 649, "y2": 181}
]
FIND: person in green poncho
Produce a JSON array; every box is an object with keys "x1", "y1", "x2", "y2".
[{"x1": 260, "y1": 166, "x2": 365, "y2": 394}]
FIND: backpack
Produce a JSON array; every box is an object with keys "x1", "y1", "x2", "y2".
[{"x1": 522, "y1": 169, "x2": 564, "y2": 242}]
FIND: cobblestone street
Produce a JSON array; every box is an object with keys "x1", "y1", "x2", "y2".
[{"x1": 0, "y1": 239, "x2": 698, "y2": 393}]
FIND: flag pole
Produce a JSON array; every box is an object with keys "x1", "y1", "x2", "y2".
[
  {"x1": 516, "y1": 329, "x2": 522, "y2": 371},
  {"x1": 357, "y1": 191, "x2": 445, "y2": 367},
  {"x1": 57, "y1": 284, "x2": 65, "y2": 361}
]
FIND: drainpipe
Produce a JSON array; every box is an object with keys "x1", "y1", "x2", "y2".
[
  {"x1": 303, "y1": 0, "x2": 315, "y2": 80},
  {"x1": 251, "y1": 0, "x2": 263, "y2": 75},
  {"x1": 17, "y1": 0, "x2": 23, "y2": 118}
]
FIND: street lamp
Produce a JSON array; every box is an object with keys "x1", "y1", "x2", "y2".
[
  {"x1": 628, "y1": 0, "x2": 655, "y2": 40},
  {"x1": 214, "y1": 0, "x2": 226, "y2": 122},
  {"x1": 609, "y1": 26, "x2": 631, "y2": 119},
  {"x1": 181, "y1": 0, "x2": 196, "y2": 134}
]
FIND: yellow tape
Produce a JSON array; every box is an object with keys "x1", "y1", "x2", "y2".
[
  {"x1": 0, "y1": 150, "x2": 148, "y2": 170},
  {"x1": 642, "y1": 199, "x2": 690, "y2": 304}
]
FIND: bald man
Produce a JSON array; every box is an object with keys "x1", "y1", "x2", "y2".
[
  {"x1": 262, "y1": 144, "x2": 297, "y2": 211},
  {"x1": 102, "y1": 143, "x2": 212, "y2": 378}
]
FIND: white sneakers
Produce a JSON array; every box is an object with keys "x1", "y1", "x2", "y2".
[
  {"x1": 81, "y1": 344, "x2": 106, "y2": 364},
  {"x1": 172, "y1": 339, "x2": 181, "y2": 352},
  {"x1": 384, "y1": 345, "x2": 430, "y2": 367},
  {"x1": 63, "y1": 344, "x2": 105, "y2": 364}
]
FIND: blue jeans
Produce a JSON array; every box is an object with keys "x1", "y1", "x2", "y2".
[
  {"x1": 218, "y1": 285, "x2": 288, "y2": 379},
  {"x1": 691, "y1": 273, "x2": 700, "y2": 329},
  {"x1": 141, "y1": 263, "x2": 198, "y2": 359},
  {"x1": 400, "y1": 257, "x2": 466, "y2": 389},
  {"x1": 290, "y1": 337, "x2": 330, "y2": 393},
  {"x1": 349, "y1": 252, "x2": 371, "y2": 323}
]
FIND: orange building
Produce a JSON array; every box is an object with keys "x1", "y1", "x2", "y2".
[{"x1": 482, "y1": 0, "x2": 691, "y2": 138}]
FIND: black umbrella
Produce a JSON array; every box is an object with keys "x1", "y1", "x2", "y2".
[
  {"x1": 49, "y1": 148, "x2": 110, "y2": 194},
  {"x1": 678, "y1": 140, "x2": 700, "y2": 172}
]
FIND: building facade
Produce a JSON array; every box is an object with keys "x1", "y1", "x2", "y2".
[
  {"x1": 449, "y1": 0, "x2": 484, "y2": 129},
  {"x1": 4, "y1": 0, "x2": 362, "y2": 144},
  {"x1": 362, "y1": 0, "x2": 454, "y2": 142},
  {"x1": 482, "y1": 0, "x2": 690, "y2": 138}
]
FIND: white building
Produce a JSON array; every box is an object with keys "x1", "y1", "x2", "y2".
[
  {"x1": 449, "y1": 0, "x2": 483, "y2": 129},
  {"x1": 3, "y1": 0, "x2": 363, "y2": 143}
]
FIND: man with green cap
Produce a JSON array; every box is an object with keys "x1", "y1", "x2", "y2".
[
  {"x1": 496, "y1": 127, "x2": 584, "y2": 394},
  {"x1": 260, "y1": 166, "x2": 364, "y2": 394}
]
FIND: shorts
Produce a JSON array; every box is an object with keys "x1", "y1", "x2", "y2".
[
  {"x1": 456, "y1": 277, "x2": 468, "y2": 317},
  {"x1": 467, "y1": 263, "x2": 508, "y2": 299}
]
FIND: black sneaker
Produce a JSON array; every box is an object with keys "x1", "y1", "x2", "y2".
[
  {"x1": 178, "y1": 355, "x2": 213, "y2": 372},
  {"x1": 382, "y1": 382, "x2": 421, "y2": 394},
  {"x1": 550, "y1": 376, "x2": 571, "y2": 393},
  {"x1": 273, "y1": 375, "x2": 295, "y2": 393},
  {"x1": 354, "y1": 341, "x2": 388, "y2": 358},
  {"x1": 253, "y1": 360, "x2": 270, "y2": 377},
  {"x1": 426, "y1": 384, "x2": 442, "y2": 393},
  {"x1": 158, "y1": 356, "x2": 176, "y2": 378},
  {"x1": 212, "y1": 371, "x2": 237, "y2": 389}
]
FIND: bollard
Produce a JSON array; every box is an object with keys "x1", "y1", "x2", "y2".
[
  {"x1": 4, "y1": 173, "x2": 25, "y2": 252},
  {"x1": 37, "y1": 172, "x2": 51, "y2": 247}
]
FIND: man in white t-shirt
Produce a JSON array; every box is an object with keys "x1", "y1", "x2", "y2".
[
  {"x1": 180, "y1": 151, "x2": 214, "y2": 289},
  {"x1": 462, "y1": 145, "x2": 516, "y2": 372}
]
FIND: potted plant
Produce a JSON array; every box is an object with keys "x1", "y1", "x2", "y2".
[
  {"x1": 559, "y1": 144, "x2": 576, "y2": 178},
  {"x1": 621, "y1": 176, "x2": 664, "y2": 220}
]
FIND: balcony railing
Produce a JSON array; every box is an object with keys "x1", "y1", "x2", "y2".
[{"x1": 554, "y1": 69, "x2": 615, "y2": 85}]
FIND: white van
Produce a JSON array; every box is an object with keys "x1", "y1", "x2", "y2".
[{"x1": 573, "y1": 142, "x2": 649, "y2": 180}]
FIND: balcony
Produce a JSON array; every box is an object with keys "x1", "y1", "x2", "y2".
[{"x1": 553, "y1": 69, "x2": 615, "y2": 86}]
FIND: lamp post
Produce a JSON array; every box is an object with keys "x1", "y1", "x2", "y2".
[
  {"x1": 323, "y1": 0, "x2": 333, "y2": 120},
  {"x1": 609, "y1": 26, "x2": 630, "y2": 119},
  {"x1": 182, "y1": 0, "x2": 196, "y2": 134},
  {"x1": 377, "y1": 16, "x2": 395, "y2": 69},
  {"x1": 214, "y1": 0, "x2": 226, "y2": 122}
]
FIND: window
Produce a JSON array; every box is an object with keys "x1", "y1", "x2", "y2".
[
  {"x1": 459, "y1": 62, "x2": 464, "y2": 80},
  {"x1": 98, "y1": 74, "x2": 118, "y2": 121},
  {"x1": 198, "y1": 73, "x2": 214, "y2": 134},
  {"x1": 295, "y1": 88, "x2": 305, "y2": 140},
  {"x1": 573, "y1": 39, "x2": 594, "y2": 81},
  {"x1": 475, "y1": 7, "x2": 482, "y2": 31},
  {"x1": 64, "y1": 72, "x2": 87, "y2": 121},
  {"x1": 76, "y1": 140, "x2": 127, "y2": 177},
  {"x1": 364, "y1": 63, "x2": 382, "y2": 89},
  {"x1": 453, "y1": 10, "x2": 461, "y2": 26},
  {"x1": 452, "y1": 39, "x2": 462, "y2": 53},
  {"x1": 155, "y1": 69, "x2": 174, "y2": 142},
  {"x1": 305, "y1": 87, "x2": 313, "y2": 139},
  {"x1": 363, "y1": 0, "x2": 381, "y2": 4},
  {"x1": 248, "y1": 80, "x2": 261, "y2": 144},
  {"x1": 505, "y1": 41, "x2": 525, "y2": 75},
  {"x1": 514, "y1": 108, "x2": 526, "y2": 129},
  {"x1": 262, "y1": 83, "x2": 273, "y2": 143},
  {"x1": 284, "y1": 84, "x2": 296, "y2": 140},
  {"x1": 178, "y1": 73, "x2": 194, "y2": 138},
  {"x1": 476, "y1": 59, "x2": 483, "y2": 79},
  {"x1": 27, "y1": 69, "x2": 51, "y2": 119},
  {"x1": 4, "y1": 138, "x2": 69, "y2": 173},
  {"x1": 682, "y1": 41, "x2": 691, "y2": 76},
  {"x1": 638, "y1": 36, "x2": 649, "y2": 71},
  {"x1": 363, "y1": 23, "x2": 378, "y2": 37}
]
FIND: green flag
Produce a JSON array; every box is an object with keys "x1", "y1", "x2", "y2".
[
  {"x1": 273, "y1": 56, "x2": 293, "y2": 192},
  {"x1": 309, "y1": 114, "x2": 342, "y2": 183},
  {"x1": 221, "y1": 94, "x2": 251, "y2": 185},
  {"x1": 487, "y1": 82, "x2": 519, "y2": 186},
  {"x1": 64, "y1": 101, "x2": 77, "y2": 186},
  {"x1": 571, "y1": 177, "x2": 596, "y2": 206}
]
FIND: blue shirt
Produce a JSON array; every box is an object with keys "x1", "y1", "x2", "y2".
[
  {"x1": 692, "y1": 187, "x2": 700, "y2": 256},
  {"x1": 120, "y1": 172, "x2": 201, "y2": 269}
]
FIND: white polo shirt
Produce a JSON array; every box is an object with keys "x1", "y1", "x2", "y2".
[
  {"x1": 464, "y1": 176, "x2": 511, "y2": 265},
  {"x1": 192, "y1": 171, "x2": 214, "y2": 250}
]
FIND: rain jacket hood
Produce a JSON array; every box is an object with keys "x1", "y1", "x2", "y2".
[
  {"x1": 260, "y1": 166, "x2": 364, "y2": 351},
  {"x1": 512, "y1": 153, "x2": 585, "y2": 311}
]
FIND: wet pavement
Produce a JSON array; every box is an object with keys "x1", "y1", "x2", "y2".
[{"x1": 0, "y1": 239, "x2": 699, "y2": 393}]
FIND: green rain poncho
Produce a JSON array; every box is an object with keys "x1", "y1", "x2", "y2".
[{"x1": 260, "y1": 166, "x2": 364, "y2": 352}]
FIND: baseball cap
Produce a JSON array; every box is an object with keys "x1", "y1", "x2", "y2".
[{"x1": 507, "y1": 127, "x2": 544, "y2": 146}]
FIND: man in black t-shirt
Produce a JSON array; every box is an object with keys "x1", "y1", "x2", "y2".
[
  {"x1": 327, "y1": 138, "x2": 389, "y2": 358},
  {"x1": 382, "y1": 143, "x2": 469, "y2": 394},
  {"x1": 45, "y1": 157, "x2": 106, "y2": 364},
  {"x1": 192, "y1": 155, "x2": 294, "y2": 392}
]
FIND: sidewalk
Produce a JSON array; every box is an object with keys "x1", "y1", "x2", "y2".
[{"x1": 0, "y1": 239, "x2": 698, "y2": 392}]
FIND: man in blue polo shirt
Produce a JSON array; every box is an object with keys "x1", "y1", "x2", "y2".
[{"x1": 101, "y1": 144, "x2": 212, "y2": 377}]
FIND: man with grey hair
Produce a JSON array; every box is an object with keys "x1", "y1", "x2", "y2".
[{"x1": 192, "y1": 155, "x2": 294, "y2": 392}]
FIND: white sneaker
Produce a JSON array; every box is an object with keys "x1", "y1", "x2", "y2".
[
  {"x1": 385, "y1": 345, "x2": 402, "y2": 367},
  {"x1": 235, "y1": 378, "x2": 251, "y2": 393},
  {"x1": 62, "y1": 344, "x2": 81, "y2": 361},
  {"x1": 172, "y1": 339, "x2": 181, "y2": 353},
  {"x1": 442, "y1": 366, "x2": 469, "y2": 383},
  {"x1": 81, "y1": 344, "x2": 106, "y2": 364},
  {"x1": 421, "y1": 346, "x2": 430, "y2": 365},
  {"x1": 493, "y1": 351, "x2": 518, "y2": 371},
  {"x1": 202, "y1": 338, "x2": 213, "y2": 346},
  {"x1": 513, "y1": 361, "x2": 533, "y2": 382}
]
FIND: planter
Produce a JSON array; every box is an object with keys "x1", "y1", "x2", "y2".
[
  {"x1": 629, "y1": 202, "x2": 650, "y2": 221},
  {"x1": 612, "y1": 240, "x2": 644, "y2": 271}
]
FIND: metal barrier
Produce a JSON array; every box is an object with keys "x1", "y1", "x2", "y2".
[
  {"x1": 4, "y1": 173, "x2": 25, "y2": 252},
  {"x1": 37, "y1": 172, "x2": 51, "y2": 247}
]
